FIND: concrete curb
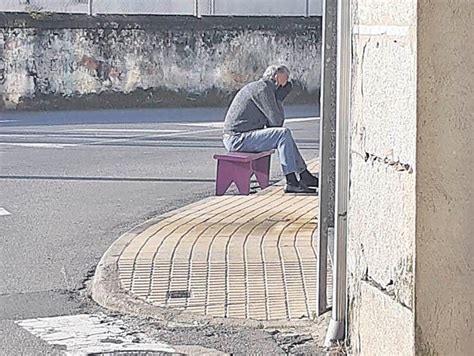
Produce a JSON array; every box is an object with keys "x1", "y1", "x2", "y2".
[{"x1": 91, "y1": 160, "x2": 324, "y2": 330}]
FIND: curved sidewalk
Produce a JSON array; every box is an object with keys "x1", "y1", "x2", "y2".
[{"x1": 92, "y1": 161, "x2": 324, "y2": 322}]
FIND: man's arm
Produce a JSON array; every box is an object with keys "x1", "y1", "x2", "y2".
[
  {"x1": 252, "y1": 84, "x2": 285, "y2": 127},
  {"x1": 276, "y1": 81, "x2": 292, "y2": 101},
  {"x1": 275, "y1": 82, "x2": 292, "y2": 122}
]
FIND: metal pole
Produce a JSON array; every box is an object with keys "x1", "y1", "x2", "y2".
[
  {"x1": 317, "y1": 0, "x2": 338, "y2": 317},
  {"x1": 88, "y1": 0, "x2": 93, "y2": 16},
  {"x1": 194, "y1": 0, "x2": 201, "y2": 18},
  {"x1": 210, "y1": 0, "x2": 216, "y2": 15},
  {"x1": 305, "y1": 0, "x2": 310, "y2": 17},
  {"x1": 324, "y1": 0, "x2": 351, "y2": 347}
]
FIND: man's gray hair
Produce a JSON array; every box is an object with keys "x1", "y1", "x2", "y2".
[{"x1": 262, "y1": 64, "x2": 290, "y2": 81}]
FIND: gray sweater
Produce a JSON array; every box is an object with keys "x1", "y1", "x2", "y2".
[{"x1": 223, "y1": 79, "x2": 292, "y2": 135}]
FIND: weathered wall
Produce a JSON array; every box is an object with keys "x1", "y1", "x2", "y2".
[
  {"x1": 0, "y1": 14, "x2": 321, "y2": 110},
  {"x1": 416, "y1": 1, "x2": 474, "y2": 355},
  {"x1": 347, "y1": 0, "x2": 417, "y2": 353},
  {"x1": 1, "y1": 0, "x2": 324, "y2": 16},
  {"x1": 348, "y1": 0, "x2": 474, "y2": 354}
]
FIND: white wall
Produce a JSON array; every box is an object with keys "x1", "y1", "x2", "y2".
[
  {"x1": 347, "y1": 0, "x2": 417, "y2": 353},
  {"x1": 416, "y1": 1, "x2": 474, "y2": 354},
  {"x1": 1, "y1": 0, "x2": 87, "y2": 13},
  {"x1": 0, "y1": 17, "x2": 322, "y2": 109},
  {"x1": 214, "y1": 0, "x2": 322, "y2": 16},
  {"x1": 94, "y1": 0, "x2": 195, "y2": 15},
  {"x1": 348, "y1": 0, "x2": 474, "y2": 354},
  {"x1": 0, "y1": 0, "x2": 323, "y2": 16}
]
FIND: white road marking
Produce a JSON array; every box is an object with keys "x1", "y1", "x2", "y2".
[
  {"x1": 174, "y1": 122, "x2": 224, "y2": 128},
  {"x1": 0, "y1": 134, "x2": 48, "y2": 138},
  {"x1": 66, "y1": 129, "x2": 184, "y2": 133},
  {"x1": 174, "y1": 116, "x2": 320, "y2": 128},
  {"x1": 87, "y1": 127, "x2": 222, "y2": 145},
  {"x1": 0, "y1": 208, "x2": 11, "y2": 216},
  {"x1": 285, "y1": 116, "x2": 320, "y2": 123},
  {"x1": 0, "y1": 117, "x2": 318, "y2": 148},
  {"x1": 0, "y1": 120, "x2": 18, "y2": 123},
  {"x1": 16, "y1": 314, "x2": 176, "y2": 355},
  {"x1": 146, "y1": 127, "x2": 222, "y2": 137},
  {"x1": 0, "y1": 128, "x2": 221, "y2": 148},
  {"x1": 0, "y1": 143, "x2": 77, "y2": 149}
]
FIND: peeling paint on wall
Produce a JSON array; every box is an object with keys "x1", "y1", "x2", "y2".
[{"x1": 0, "y1": 14, "x2": 322, "y2": 110}]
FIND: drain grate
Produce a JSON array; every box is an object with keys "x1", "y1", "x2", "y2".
[
  {"x1": 88, "y1": 352, "x2": 185, "y2": 356},
  {"x1": 166, "y1": 290, "x2": 191, "y2": 299}
]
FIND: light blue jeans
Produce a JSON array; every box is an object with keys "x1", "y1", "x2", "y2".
[{"x1": 223, "y1": 127, "x2": 307, "y2": 175}]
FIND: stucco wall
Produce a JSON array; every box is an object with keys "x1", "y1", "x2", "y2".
[
  {"x1": 0, "y1": 14, "x2": 321, "y2": 110},
  {"x1": 347, "y1": 0, "x2": 417, "y2": 353},
  {"x1": 348, "y1": 0, "x2": 473, "y2": 354},
  {"x1": 416, "y1": 1, "x2": 474, "y2": 355}
]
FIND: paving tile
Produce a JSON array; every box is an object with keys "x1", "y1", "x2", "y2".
[{"x1": 116, "y1": 177, "x2": 328, "y2": 320}]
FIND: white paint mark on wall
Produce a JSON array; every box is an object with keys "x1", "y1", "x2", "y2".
[
  {"x1": 0, "y1": 208, "x2": 11, "y2": 216},
  {"x1": 16, "y1": 314, "x2": 176, "y2": 355}
]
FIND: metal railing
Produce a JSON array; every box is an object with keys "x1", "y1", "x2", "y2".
[{"x1": 1, "y1": 0, "x2": 323, "y2": 17}]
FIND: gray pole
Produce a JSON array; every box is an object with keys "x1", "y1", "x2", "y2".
[
  {"x1": 210, "y1": 0, "x2": 216, "y2": 15},
  {"x1": 194, "y1": 0, "x2": 201, "y2": 17},
  {"x1": 325, "y1": 0, "x2": 351, "y2": 346},
  {"x1": 305, "y1": 0, "x2": 310, "y2": 17},
  {"x1": 317, "y1": 0, "x2": 337, "y2": 316},
  {"x1": 88, "y1": 0, "x2": 93, "y2": 16}
]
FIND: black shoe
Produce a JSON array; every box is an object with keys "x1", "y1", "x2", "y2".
[
  {"x1": 301, "y1": 174, "x2": 319, "y2": 188},
  {"x1": 284, "y1": 182, "x2": 317, "y2": 194}
]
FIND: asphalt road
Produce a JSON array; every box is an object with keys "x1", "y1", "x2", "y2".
[{"x1": 0, "y1": 105, "x2": 320, "y2": 354}]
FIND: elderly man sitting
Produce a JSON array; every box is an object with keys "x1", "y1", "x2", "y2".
[{"x1": 222, "y1": 64, "x2": 318, "y2": 193}]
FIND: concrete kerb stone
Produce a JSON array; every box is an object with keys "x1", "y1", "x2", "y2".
[{"x1": 90, "y1": 159, "x2": 326, "y2": 331}]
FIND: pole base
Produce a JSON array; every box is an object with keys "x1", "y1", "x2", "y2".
[{"x1": 324, "y1": 318, "x2": 345, "y2": 347}]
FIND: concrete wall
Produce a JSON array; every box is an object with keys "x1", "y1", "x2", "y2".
[
  {"x1": 348, "y1": 0, "x2": 473, "y2": 354},
  {"x1": 212, "y1": 0, "x2": 322, "y2": 16},
  {"x1": 0, "y1": 14, "x2": 321, "y2": 110},
  {"x1": 1, "y1": 0, "x2": 323, "y2": 16},
  {"x1": 416, "y1": 1, "x2": 474, "y2": 354},
  {"x1": 347, "y1": 0, "x2": 417, "y2": 353}
]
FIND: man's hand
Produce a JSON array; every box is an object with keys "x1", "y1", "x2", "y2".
[{"x1": 276, "y1": 81, "x2": 293, "y2": 101}]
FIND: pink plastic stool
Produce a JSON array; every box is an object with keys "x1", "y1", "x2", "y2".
[{"x1": 213, "y1": 150, "x2": 274, "y2": 196}]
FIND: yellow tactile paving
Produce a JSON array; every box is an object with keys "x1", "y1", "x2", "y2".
[{"x1": 117, "y1": 166, "x2": 325, "y2": 321}]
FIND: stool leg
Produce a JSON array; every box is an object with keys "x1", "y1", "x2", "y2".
[
  {"x1": 232, "y1": 161, "x2": 252, "y2": 195},
  {"x1": 216, "y1": 160, "x2": 234, "y2": 196},
  {"x1": 253, "y1": 155, "x2": 271, "y2": 189}
]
